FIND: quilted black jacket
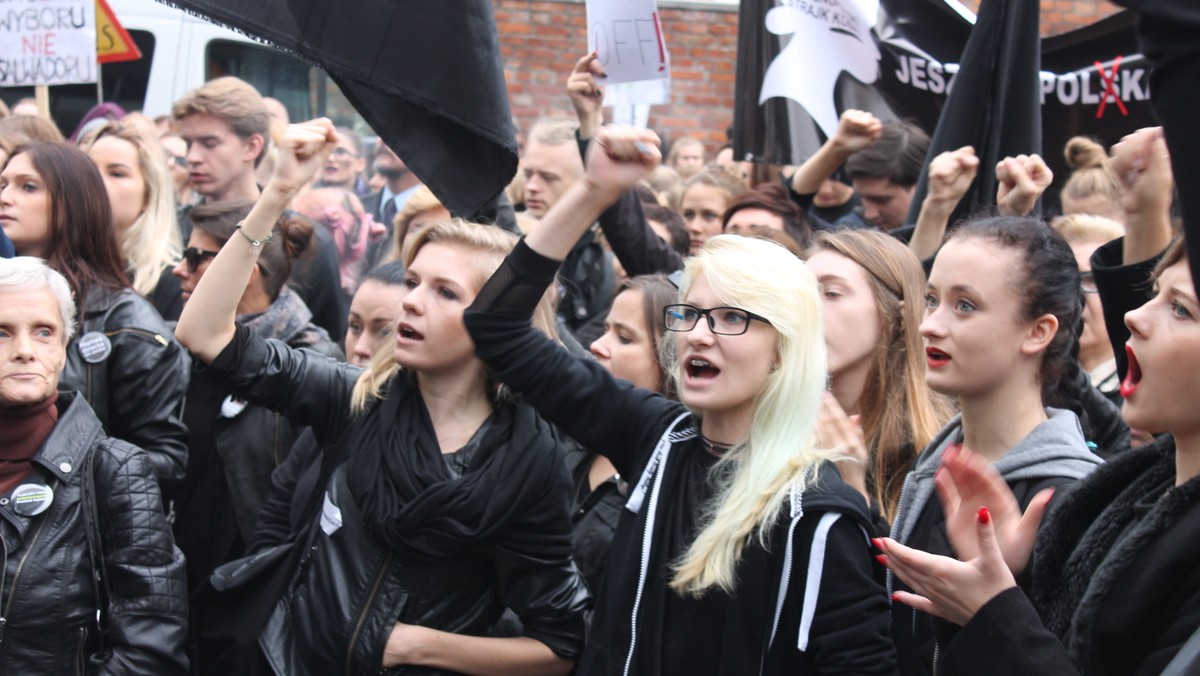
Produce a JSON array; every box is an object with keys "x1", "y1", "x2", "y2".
[
  {"x1": 61, "y1": 286, "x2": 190, "y2": 486},
  {"x1": 0, "y1": 392, "x2": 188, "y2": 674}
]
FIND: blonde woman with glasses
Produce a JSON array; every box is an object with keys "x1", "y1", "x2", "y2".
[{"x1": 466, "y1": 127, "x2": 896, "y2": 675}]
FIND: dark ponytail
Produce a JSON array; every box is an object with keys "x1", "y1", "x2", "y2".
[{"x1": 949, "y1": 217, "x2": 1088, "y2": 428}]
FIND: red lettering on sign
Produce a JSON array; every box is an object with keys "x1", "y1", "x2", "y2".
[{"x1": 1095, "y1": 56, "x2": 1128, "y2": 119}]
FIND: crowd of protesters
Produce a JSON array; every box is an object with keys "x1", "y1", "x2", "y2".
[{"x1": 1, "y1": 16, "x2": 1199, "y2": 675}]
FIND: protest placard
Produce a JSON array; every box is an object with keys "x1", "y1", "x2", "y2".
[
  {"x1": 586, "y1": 0, "x2": 670, "y2": 85},
  {"x1": 0, "y1": 0, "x2": 97, "y2": 86}
]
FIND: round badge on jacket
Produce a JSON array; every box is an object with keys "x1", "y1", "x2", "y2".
[
  {"x1": 77, "y1": 332, "x2": 113, "y2": 364},
  {"x1": 11, "y1": 483, "x2": 54, "y2": 516}
]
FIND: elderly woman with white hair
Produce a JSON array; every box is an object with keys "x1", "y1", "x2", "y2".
[{"x1": 0, "y1": 257, "x2": 187, "y2": 674}]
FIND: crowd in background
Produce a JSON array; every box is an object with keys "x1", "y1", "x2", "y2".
[{"x1": 0, "y1": 29, "x2": 1198, "y2": 676}]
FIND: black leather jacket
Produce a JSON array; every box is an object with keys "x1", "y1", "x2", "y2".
[
  {"x1": 60, "y1": 286, "x2": 190, "y2": 485},
  {"x1": 0, "y1": 393, "x2": 188, "y2": 674},
  {"x1": 205, "y1": 326, "x2": 589, "y2": 675}
]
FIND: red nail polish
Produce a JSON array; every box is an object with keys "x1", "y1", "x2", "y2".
[
  {"x1": 872, "y1": 538, "x2": 884, "y2": 550},
  {"x1": 875, "y1": 555, "x2": 887, "y2": 565},
  {"x1": 978, "y1": 506, "x2": 991, "y2": 525},
  {"x1": 890, "y1": 593, "x2": 901, "y2": 602}
]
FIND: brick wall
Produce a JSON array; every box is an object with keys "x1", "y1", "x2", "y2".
[
  {"x1": 959, "y1": 0, "x2": 1121, "y2": 36},
  {"x1": 495, "y1": 0, "x2": 1124, "y2": 155},
  {"x1": 496, "y1": 0, "x2": 740, "y2": 150}
]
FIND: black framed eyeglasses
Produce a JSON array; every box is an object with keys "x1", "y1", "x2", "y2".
[
  {"x1": 663, "y1": 304, "x2": 771, "y2": 336},
  {"x1": 182, "y1": 247, "x2": 219, "y2": 272}
]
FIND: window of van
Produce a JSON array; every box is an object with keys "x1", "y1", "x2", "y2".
[
  {"x1": 0, "y1": 29, "x2": 156, "y2": 138},
  {"x1": 206, "y1": 40, "x2": 370, "y2": 135}
]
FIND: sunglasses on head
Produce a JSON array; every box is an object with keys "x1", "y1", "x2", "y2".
[{"x1": 182, "y1": 247, "x2": 219, "y2": 272}]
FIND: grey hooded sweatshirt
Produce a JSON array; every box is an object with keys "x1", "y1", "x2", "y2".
[
  {"x1": 887, "y1": 407, "x2": 1103, "y2": 676},
  {"x1": 891, "y1": 407, "x2": 1102, "y2": 548}
]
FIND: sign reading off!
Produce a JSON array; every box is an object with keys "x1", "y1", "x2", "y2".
[{"x1": 0, "y1": 0, "x2": 97, "y2": 86}]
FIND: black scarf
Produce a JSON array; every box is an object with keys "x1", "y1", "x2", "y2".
[{"x1": 344, "y1": 374, "x2": 567, "y2": 559}]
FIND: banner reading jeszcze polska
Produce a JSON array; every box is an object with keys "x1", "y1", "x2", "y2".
[
  {"x1": 0, "y1": 0, "x2": 97, "y2": 86},
  {"x1": 733, "y1": 0, "x2": 1157, "y2": 201}
]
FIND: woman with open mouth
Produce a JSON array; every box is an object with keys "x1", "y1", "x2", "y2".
[
  {"x1": 466, "y1": 126, "x2": 897, "y2": 674},
  {"x1": 176, "y1": 120, "x2": 588, "y2": 676},
  {"x1": 879, "y1": 237, "x2": 1200, "y2": 675},
  {"x1": 887, "y1": 215, "x2": 1104, "y2": 675},
  {"x1": 877, "y1": 126, "x2": 1200, "y2": 676}
]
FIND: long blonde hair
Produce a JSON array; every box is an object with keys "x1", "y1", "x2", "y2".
[
  {"x1": 351, "y1": 219, "x2": 559, "y2": 411},
  {"x1": 82, "y1": 120, "x2": 181, "y2": 296},
  {"x1": 668, "y1": 235, "x2": 836, "y2": 595}
]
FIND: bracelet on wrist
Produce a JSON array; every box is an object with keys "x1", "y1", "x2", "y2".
[{"x1": 235, "y1": 220, "x2": 274, "y2": 247}]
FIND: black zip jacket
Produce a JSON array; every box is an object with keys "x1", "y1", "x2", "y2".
[
  {"x1": 465, "y1": 239, "x2": 897, "y2": 675},
  {"x1": 0, "y1": 393, "x2": 188, "y2": 674},
  {"x1": 60, "y1": 286, "x2": 189, "y2": 486},
  {"x1": 202, "y1": 328, "x2": 589, "y2": 674}
]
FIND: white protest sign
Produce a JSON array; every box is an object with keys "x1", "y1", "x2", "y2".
[
  {"x1": 0, "y1": 0, "x2": 97, "y2": 86},
  {"x1": 587, "y1": 0, "x2": 670, "y2": 85},
  {"x1": 605, "y1": 78, "x2": 670, "y2": 108},
  {"x1": 610, "y1": 104, "x2": 651, "y2": 129},
  {"x1": 758, "y1": 0, "x2": 880, "y2": 138}
]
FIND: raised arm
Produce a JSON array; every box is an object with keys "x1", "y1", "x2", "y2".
[
  {"x1": 466, "y1": 127, "x2": 678, "y2": 477},
  {"x1": 567, "y1": 52, "x2": 605, "y2": 141},
  {"x1": 598, "y1": 184, "x2": 684, "y2": 276},
  {"x1": 789, "y1": 110, "x2": 881, "y2": 195},
  {"x1": 995, "y1": 154, "x2": 1053, "y2": 217},
  {"x1": 1111, "y1": 126, "x2": 1174, "y2": 265},
  {"x1": 175, "y1": 119, "x2": 338, "y2": 362},
  {"x1": 526, "y1": 126, "x2": 661, "y2": 259},
  {"x1": 567, "y1": 54, "x2": 682, "y2": 275},
  {"x1": 909, "y1": 146, "x2": 978, "y2": 262}
]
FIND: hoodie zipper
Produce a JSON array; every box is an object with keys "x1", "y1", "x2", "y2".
[
  {"x1": 344, "y1": 552, "x2": 393, "y2": 676},
  {"x1": 887, "y1": 472, "x2": 914, "y2": 597},
  {"x1": 622, "y1": 445, "x2": 672, "y2": 676}
]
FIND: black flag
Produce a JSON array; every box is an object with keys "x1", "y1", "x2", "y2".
[
  {"x1": 734, "y1": 1, "x2": 1156, "y2": 211},
  {"x1": 156, "y1": 0, "x2": 517, "y2": 219},
  {"x1": 904, "y1": 0, "x2": 1041, "y2": 224}
]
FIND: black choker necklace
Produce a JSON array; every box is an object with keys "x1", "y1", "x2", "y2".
[{"x1": 701, "y1": 435, "x2": 734, "y2": 457}]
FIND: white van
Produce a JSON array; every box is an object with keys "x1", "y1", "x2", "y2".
[{"x1": 1, "y1": 0, "x2": 366, "y2": 136}]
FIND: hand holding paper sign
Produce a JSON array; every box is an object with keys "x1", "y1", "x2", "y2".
[{"x1": 568, "y1": 52, "x2": 606, "y2": 140}]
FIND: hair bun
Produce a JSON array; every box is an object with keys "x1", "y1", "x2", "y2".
[
  {"x1": 277, "y1": 214, "x2": 314, "y2": 262},
  {"x1": 1064, "y1": 136, "x2": 1107, "y2": 171}
]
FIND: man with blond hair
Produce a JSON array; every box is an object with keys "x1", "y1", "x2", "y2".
[
  {"x1": 173, "y1": 77, "x2": 345, "y2": 336},
  {"x1": 521, "y1": 118, "x2": 612, "y2": 341}
]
